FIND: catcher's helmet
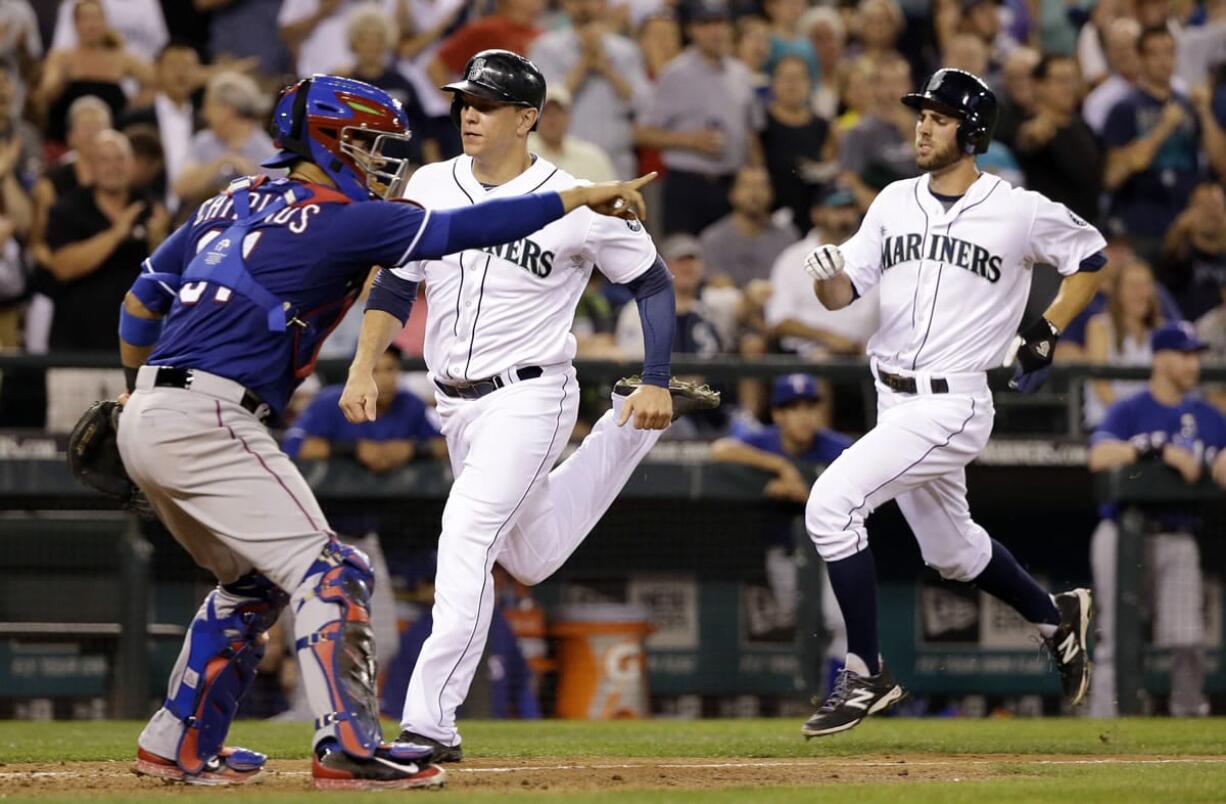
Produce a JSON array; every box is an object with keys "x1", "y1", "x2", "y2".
[
  {"x1": 901, "y1": 68, "x2": 998, "y2": 155},
  {"x1": 263, "y1": 75, "x2": 412, "y2": 201},
  {"x1": 442, "y1": 49, "x2": 546, "y2": 130}
]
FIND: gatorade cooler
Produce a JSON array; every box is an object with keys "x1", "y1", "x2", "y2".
[{"x1": 551, "y1": 604, "x2": 652, "y2": 720}]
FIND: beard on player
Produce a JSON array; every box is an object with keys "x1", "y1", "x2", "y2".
[{"x1": 914, "y1": 132, "x2": 963, "y2": 173}]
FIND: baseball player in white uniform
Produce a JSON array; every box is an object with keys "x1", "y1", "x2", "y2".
[
  {"x1": 798, "y1": 69, "x2": 1107, "y2": 736},
  {"x1": 338, "y1": 50, "x2": 715, "y2": 759}
]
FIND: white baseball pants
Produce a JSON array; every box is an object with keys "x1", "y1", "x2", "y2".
[{"x1": 402, "y1": 367, "x2": 663, "y2": 745}]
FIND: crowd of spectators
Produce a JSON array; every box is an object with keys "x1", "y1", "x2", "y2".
[{"x1": 0, "y1": 0, "x2": 1223, "y2": 434}]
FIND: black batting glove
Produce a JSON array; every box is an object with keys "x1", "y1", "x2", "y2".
[{"x1": 1007, "y1": 317, "x2": 1059, "y2": 393}]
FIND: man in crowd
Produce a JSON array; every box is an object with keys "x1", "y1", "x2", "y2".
[
  {"x1": 526, "y1": 87, "x2": 617, "y2": 182},
  {"x1": 699, "y1": 165, "x2": 797, "y2": 288}
]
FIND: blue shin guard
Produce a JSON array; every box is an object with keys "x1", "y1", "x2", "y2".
[
  {"x1": 294, "y1": 541, "x2": 383, "y2": 759},
  {"x1": 164, "y1": 573, "x2": 288, "y2": 775}
]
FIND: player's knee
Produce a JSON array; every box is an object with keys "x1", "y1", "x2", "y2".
[{"x1": 804, "y1": 486, "x2": 862, "y2": 562}]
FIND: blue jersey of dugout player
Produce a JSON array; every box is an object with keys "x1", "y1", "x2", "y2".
[{"x1": 113, "y1": 75, "x2": 654, "y2": 791}]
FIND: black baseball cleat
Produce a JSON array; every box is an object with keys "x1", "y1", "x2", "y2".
[
  {"x1": 802, "y1": 665, "x2": 906, "y2": 738},
  {"x1": 396, "y1": 730, "x2": 464, "y2": 763},
  {"x1": 613, "y1": 375, "x2": 721, "y2": 421},
  {"x1": 1045, "y1": 588, "x2": 1093, "y2": 707},
  {"x1": 311, "y1": 739, "x2": 445, "y2": 790}
]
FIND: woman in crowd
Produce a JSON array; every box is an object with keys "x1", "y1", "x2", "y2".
[{"x1": 1083, "y1": 259, "x2": 1164, "y2": 428}]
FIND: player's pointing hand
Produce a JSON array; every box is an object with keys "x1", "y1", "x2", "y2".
[
  {"x1": 339, "y1": 368, "x2": 379, "y2": 423},
  {"x1": 561, "y1": 172, "x2": 658, "y2": 222}
]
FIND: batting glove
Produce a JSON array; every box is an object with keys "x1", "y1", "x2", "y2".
[
  {"x1": 1004, "y1": 317, "x2": 1059, "y2": 393},
  {"x1": 803, "y1": 244, "x2": 845, "y2": 281}
]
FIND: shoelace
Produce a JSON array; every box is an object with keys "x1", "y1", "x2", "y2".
[{"x1": 817, "y1": 668, "x2": 859, "y2": 713}]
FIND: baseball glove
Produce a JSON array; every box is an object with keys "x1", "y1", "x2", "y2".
[
  {"x1": 67, "y1": 400, "x2": 154, "y2": 518},
  {"x1": 613, "y1": 375, "x2": 721, "y2": 421}
]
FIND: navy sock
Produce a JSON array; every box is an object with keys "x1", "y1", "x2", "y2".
[
  {"x1": 824, "y1": 548, "x2": 880, "y2": 675},
  {"x1": 973, "y1": 539, "x2": 1060, "y2": 625}
]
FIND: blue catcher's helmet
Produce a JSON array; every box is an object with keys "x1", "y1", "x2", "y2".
[{"x1": 263, "y1": 75, "x2": 412, "y2": 202}]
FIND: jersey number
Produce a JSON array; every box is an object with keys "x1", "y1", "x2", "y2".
[{"x1": 179, "y1": 230, "x2": 263, "y2": 306}]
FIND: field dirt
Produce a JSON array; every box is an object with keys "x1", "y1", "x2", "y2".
[{"x1": 0, "y1": 754, "x2": 1210, "y2": 796}]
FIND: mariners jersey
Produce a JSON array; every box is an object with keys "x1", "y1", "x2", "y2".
[
  {"x1": 145, "y1": 178, "x2": 431, "y2": 416},
  {"x1": 839, "y1": 173, "x2": 1107, "y2": 373},
  {"x1": 390, "y1": 155, "x2": 656, "y2": 382}
]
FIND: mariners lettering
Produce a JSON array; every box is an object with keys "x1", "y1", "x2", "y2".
[
  {"x1": 480, "y1": 237, "x2": 555, "y2": 278},
  {"x1": 880, "y1": 233, "x2": 1002, "y2": 282}
]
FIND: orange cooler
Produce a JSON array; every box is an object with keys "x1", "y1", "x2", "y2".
[{"x1": 550, "y1": 604, "x2": 652, "y2": 719}]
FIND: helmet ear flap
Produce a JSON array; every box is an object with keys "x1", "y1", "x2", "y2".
[{"x1": 270, "y1": 77, "x2": 314, "y2": 161}]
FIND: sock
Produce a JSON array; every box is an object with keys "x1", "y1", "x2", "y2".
[
  {"x1": 974, "y1": 539, "x2": 1060, "y2": 635},
  {"x1": 824, "y1": 548, "x2": 880, "y2": 676}
]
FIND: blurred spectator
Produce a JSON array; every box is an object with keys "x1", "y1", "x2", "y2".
[
  {"x1": 766, "y1": 186, "x2": 878, "y2": 358},
  {"x1": 616, "y1": 233, "x2": 730, "y2": 358},
  {"x1": 284, "y1": 345, "x2": 445, "y2": 470},
  {"x1": 43, "y1": 130, "x2": 168, "y2": 429},
  {"x1": 198, "y1": 0, "x2": 292, "y2": 78},
  {"x1": 125, "y1": 124, "x2": 165, "y2": 200},
  {"x1": 1083, "y1": 259, "x2": 1163, "y2": 428},
  {"x1": 1103, "y1": 26, "x2": 1225, "y2": 263},
  {"x1": 530, "y1": 0, "x2": 647, "y2": 179},
  {"x1": 119, "y1": 40, "x2": 202, "y2": 212},
  {"x1": 1014, "y1": 54, "x2": 1102, "y2": 225},
  {"x1": 636, "y1": 0, "x2": 764, "y2": 235},
  {"x1": 734, "y1": 15, "x2": 772, "y2": 102},
  {"x1": 173, "y1": 71, "x2": 277, "y2": 209},
  {"x1": 1083, "y1": 17, "x2": 1142, "y2": 136},
  {"x1": 527, "y1": 87, "x2": 617, "y2": 182},
  {"x1": 829, "y1": 55, "x2": 874, "y2": 141},
  {"x1": 0, "y1": 83, "x2": 32, "y2": 349},
  {"x1": 51, "y1": 0, "x2": 168, "y2": 62},
  {"x1": 710, "y1": 373, "x2": 851, "y2": 663},
  {"x1": 1161, "y1": 182, "x2": 1226, "y2": 321},
  {"x1": 395, "y1": 0, "x2": 468, "y2": 162},
  {"x1": 637, "y1": 13, "x2": 681, "y2": 80},
  {"x1": 341, "y1": 4, "x2": 428, "y2": 166},
  {"x1": 0, "y1": 65, "x2": 43, "y2": 191},
  {"x1": 712, "y1": 373, "x2": 850, "y2": 502},
  {"x1": 994, "y1": 45, "x2": 1039, "y2": 147},
  {"x1": 699, "y1": 165, "x2": 798, "y2": 288},
  {"x1": 280, "y1": 0, "x2": 401, "y2": 80},
  {"x1": 853, "y1": 0, "x2": 904, "y2": 66},
  {"x1": 761, "y1": 55, "x2": 829, "y2": 231},
  {"x1": 36, "y1": 0, "x2": 154, "y2": 146},
  {"x1": 572, "y1": 273, "x2": 624, "y2": 358},
  {"x1": 838, "y1": 54, "x2": 916, "y2": 205},
  {"x1": 427, "y1": 0, "x2": 544, "y2": 90},
  {"x1": 763, "y1": 0, "x2": 817, "y2": 81},
  {"x1": 1088, "y1": 322, "x2": 1226, "y2": 718},
  {"x1": 1077, "y1": 0, "x2": 1131, "y2": 86},
  {"x1": 0, "y1": 0, "x2": 42, "y2": 107},
  {"x1": 943, "y1": 31, "x2": 989, "y2": 76},
  {"x1": 801, "y1": 5, "x2": 845, "y2": 121},
  {"x1": 1175, "y1": 0, "x2": 1226, "y2": 90}
]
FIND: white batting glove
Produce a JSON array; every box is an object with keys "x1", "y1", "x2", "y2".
[{"x1": 804, "y1": 244, "x2": 845, "y2": 281}]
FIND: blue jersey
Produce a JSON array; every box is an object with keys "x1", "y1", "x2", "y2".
[
  {"x1": 738, "y1": 425, "x2": 853, "y2": 466},
  {"x1": 143, "y1": 178, "x2": 428, "y2": 416},
  {"x1": 282, "y1": 385, "x2": 440, "y2": 459},
  {"x1": 1091, "y1": 389, "x2": 1226, "y2": 524}
]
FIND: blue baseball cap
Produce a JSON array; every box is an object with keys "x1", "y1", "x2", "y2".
[
  {"x1": 771, "y1": 374, "x2": 821, "y2": 407},
  {"x1": 1151, "y1": 322, "x2": 1208, "y2": 353}
]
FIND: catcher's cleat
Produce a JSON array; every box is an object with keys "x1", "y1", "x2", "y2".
[
  {"x1": 613, "y1": 375, "x2": 721, "y2": 421},
  {"x1": 802, "y1": 665, "x2": 906, "y2": 738},
  {"x1": 395, "y1": 730, "x2": 464, "y2": 763},
  {"x1": 1045, "y1": 588, "x2": 1093, "y2": 707},
  {"x1": 132, "y1": 746, "x2": 265, "y2": 786},
  {"x1": 312, "y1": 739, "x2": 446, "y2": 790}
]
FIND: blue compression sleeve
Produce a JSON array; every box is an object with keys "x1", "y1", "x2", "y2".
[
  {"x1": 626, "y1": 257, "x2": 675, "y2": 388},
  {"x1": 365, "y1": 270, "x2": 418, "y2": 324},
  {"x1": 412, "y1": 192, "x2": 566, "y2": 260}
]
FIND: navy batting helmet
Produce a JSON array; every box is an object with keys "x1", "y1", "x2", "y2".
[
  {"x1": 442, "y1": 49, "x2": 546, "y2": 130},
  {"x1": 901, "y1": 68, "x2": 998, "y2": 155}
]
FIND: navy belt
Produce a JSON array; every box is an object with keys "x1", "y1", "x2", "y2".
[
  {"x1": 878, "y1": 370, "x2": 948, "y2": 394},
  {"x1": 151, "y1": 366, "x2": 270, "y2": 418},
  {"x1": 434, "y1": 366, "x2": 544, "y2": 400}
]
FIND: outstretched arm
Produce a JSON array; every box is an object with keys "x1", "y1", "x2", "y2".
[{"x1": 617, "y1": 257, "x2": 675, "y2": 430}]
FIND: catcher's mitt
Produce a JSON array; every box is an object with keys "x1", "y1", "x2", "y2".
[
  {"x1": 67, "y1": 400, "x2": 154, "y2": 518},
  {"x1": 613, "y1": 375, "x2": 721, "y2": 421}
]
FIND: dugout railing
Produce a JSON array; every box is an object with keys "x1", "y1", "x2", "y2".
[{"x1": 1, "y1": 355, "x2": 1223, "y2": 718}]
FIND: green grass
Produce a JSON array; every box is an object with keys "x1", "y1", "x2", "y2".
[
  {"x1": 1, "y1": 717, "x2": 1223, "y2": 763},
  {"x1": 2, "y1": 719, "x2": 1225, "y2": 802}
]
